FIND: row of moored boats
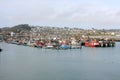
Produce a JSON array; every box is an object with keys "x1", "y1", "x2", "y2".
[{"x1": 9, "y1": 38, "x2": 115, "y2": 49}]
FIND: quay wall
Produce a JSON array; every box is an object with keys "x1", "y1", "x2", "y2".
[{"x1": 89, "y1": 36, "x2": 120, "y2": 41}]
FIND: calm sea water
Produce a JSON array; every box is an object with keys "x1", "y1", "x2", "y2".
[{"x1": 0, "y1": 42, "x2": 120, "y2": 80}]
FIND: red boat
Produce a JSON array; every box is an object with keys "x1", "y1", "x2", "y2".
[
  {"x1": 35, "y1": 40, "x2": 45, "y2": 47},
  {"x1": 85, "y1": 40, "x2": 99, "y2": 47}
]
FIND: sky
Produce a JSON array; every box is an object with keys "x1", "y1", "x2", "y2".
[{"x1": 0, "y1": 0, "x2": 120, "y2": 29}]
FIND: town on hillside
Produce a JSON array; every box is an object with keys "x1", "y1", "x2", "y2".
[{"x1": 0, "y1": 24, "x2": 118, "y2": 49}]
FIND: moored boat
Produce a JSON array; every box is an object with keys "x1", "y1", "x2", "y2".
[
  {"x1": 0, "y1": 48, "x2": 2, "y2": 52},
  {"x1": 85, "y1": 38, "x2": 115, "y2": 47},
  {"x1": 85, "y1": 41, "x2": 99, "y2": 47},
  {"x1": 60, "y1": 44, "x2": 70, "y2": 49},
  {"x1": 45, "y1": 43, "x2": 55, "y2": 49}
]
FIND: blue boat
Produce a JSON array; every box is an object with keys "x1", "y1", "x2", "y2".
[{"x1": 60, "y1": 45, "x2": 70, "y2": 49}]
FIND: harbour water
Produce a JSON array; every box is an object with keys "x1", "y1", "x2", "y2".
[{"x1": 0, "y1": 42, "x2": 120, "y2": 80}]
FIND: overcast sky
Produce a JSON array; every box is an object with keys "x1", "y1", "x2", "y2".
[{"x1": 0, "y1": 0, "x2": 120, "y2": 29}]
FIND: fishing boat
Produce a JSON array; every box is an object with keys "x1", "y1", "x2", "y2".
[
  {"x1": 35, "y1": 40, "x2": 45, "y2": 48},
  {"x1": 85, "y1": 41, "x2": 99, "y2": 47},
  {"x1": 85, "y1": 38, "x2": 115, "y2": 47},
  {"x1": 85, "y1": 39, "x2": 99, "y2": 47}
]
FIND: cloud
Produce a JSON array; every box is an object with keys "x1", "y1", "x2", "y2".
[
  {"x1": 50, "y1": 5, "x2": 120, "y2": 24},
  {"x1": 0, "y1": 0, "x2": 120, "y2": 28}
]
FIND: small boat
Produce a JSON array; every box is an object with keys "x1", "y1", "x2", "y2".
[
  {"x1": 35, "y1": 40, "x2": 45, "y2": 48},
  {"x1": 60, "y1": 45, "x2": 70, "y2": 49},
  {"x1": 0, "y1": 48, "x2": 2, "y2": 52},
  {"x1": 45, "y1": 43, "x2": 55, "y2": 49}
]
